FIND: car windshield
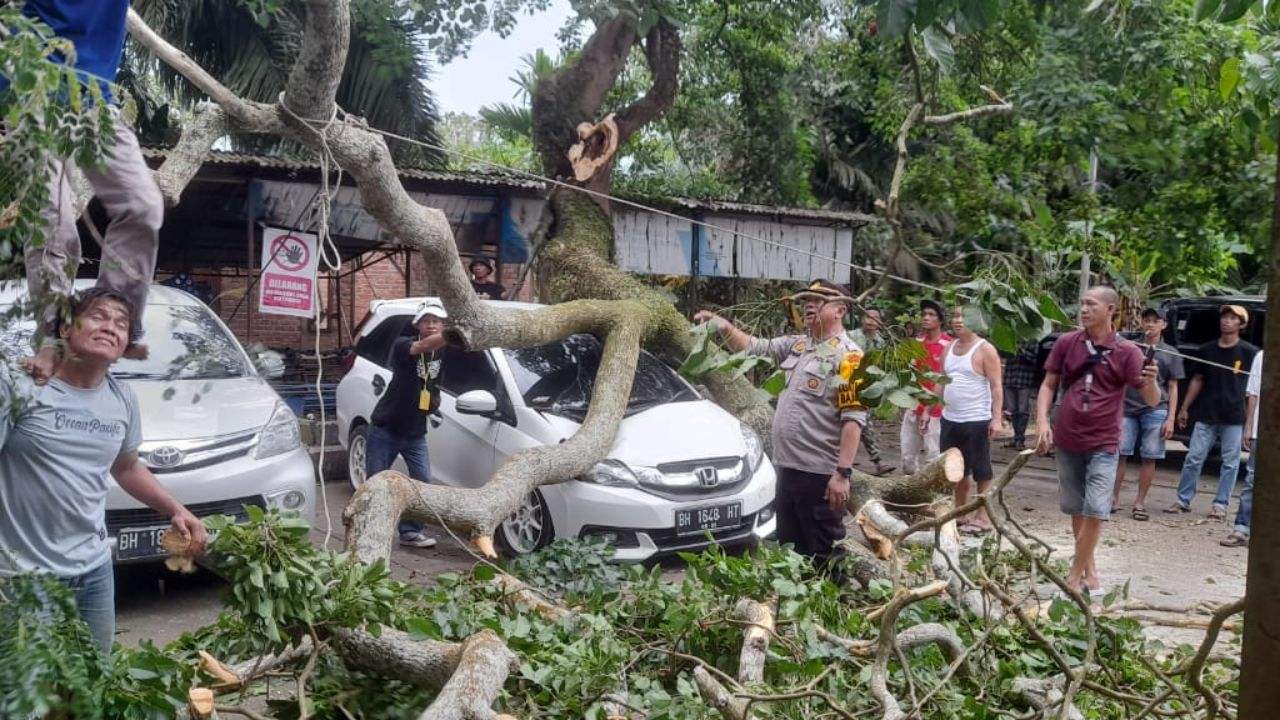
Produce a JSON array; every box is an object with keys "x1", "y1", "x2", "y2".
[
  {"x1": 0, "y1": 303, "x2": 251, "y2": 381},
  {"x1": 505, "y1": 334, "x2": 698, "y2": 420}
]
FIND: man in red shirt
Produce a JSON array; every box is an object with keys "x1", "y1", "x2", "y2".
[
  {"x1": 900, "y1": 299, "x2": 952, "y2": 473},
  {"x1": 1035, "y1": 286, "x2": 1159, "y2": 594}
]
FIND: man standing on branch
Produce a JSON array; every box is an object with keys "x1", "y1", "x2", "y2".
[
  {"x1": 0, "y1": 289, "x2": 207, "y2": 655},
  {"x1": 849, "y1": 307, "x2": 894, "y2": 476},
  {"x1": 1222, "y1": 349, "x2": 1262, "y2": 548},
  {"x1": 695, "y1": 280, "x2": 867, "y2": 568},
  {"x1": 941, "y1": 307, "x2": 1004, "y2": 534},
  {"x1": 1036, "y1": 286, "x2": 1159, "y2": 593},
  {"x1": 1113, "y1": 307, "x2": 1182, "y2": 521},
  {"x1": 1168, "y1": 305, "x2": 1258, "y2": 519},
  {"x1": 901, "y1": 299, "x2": 952, "y2": 474},
  {"x1": 7, "y1": 0, "x2": 165, "y2": 383},
  {"x1": 365, "y1": 299, "x2": 449, "y2": 549}
]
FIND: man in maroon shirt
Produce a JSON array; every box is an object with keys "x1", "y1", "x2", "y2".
[{"x1": 1035, "y1": 286, "x2": 1159, "y2": 593}]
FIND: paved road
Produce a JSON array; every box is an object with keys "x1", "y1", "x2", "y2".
[{"x1": 114, "y1": 443, "x2": 1250, "y2": 649}]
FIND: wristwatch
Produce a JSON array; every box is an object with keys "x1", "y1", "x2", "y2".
[{"x1": 836, "y1": 466, "x2": 853, "y2": 479}]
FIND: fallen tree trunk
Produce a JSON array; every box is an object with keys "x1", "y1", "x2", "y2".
[{"x1": 733, "y1": 598, "x2": 776, "y2": 684}]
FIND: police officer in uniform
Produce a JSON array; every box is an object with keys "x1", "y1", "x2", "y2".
[{"x1": 695, "y1": 280, "x2": 867, "y2": 566}]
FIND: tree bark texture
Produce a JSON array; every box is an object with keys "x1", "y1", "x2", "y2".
[
  {"x1": 1241, "y1": 109, "x2": 1280, "y2": 716},
  {"x1": 733, "y1": 597, "x2": 775, "y2": 684}
]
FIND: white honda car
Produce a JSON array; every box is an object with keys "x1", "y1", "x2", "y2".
[
  {"x1": 336, "y1": 298, "x2": 777, "y2": 560},
  {"x1": 0, "y1": 281, "x2": 316, "y2": 564}
]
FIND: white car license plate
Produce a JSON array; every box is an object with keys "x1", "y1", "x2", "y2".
[{"x1": 675, "y1": 502, "x2": 743, "y2": 536}]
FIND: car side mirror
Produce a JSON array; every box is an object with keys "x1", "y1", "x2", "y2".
[
  {"x1": 456, "y1": 389, "x2": 499, "y2": 416},
  {"x1": 254, "y1": 350, "x2": 285, "y2": 380}
]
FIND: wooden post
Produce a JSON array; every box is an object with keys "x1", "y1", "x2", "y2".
[{"x1": 1240, "y1": 119, "x2": 1280, "y2": 715}]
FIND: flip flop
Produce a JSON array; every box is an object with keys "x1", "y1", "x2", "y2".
[
  {"x1": 1219, "y1": 533, "x2": 1247, "y2": 548},
  {"x1": 1207, "y1": 507, "x2": 1227, "y2": 521},
  {"x1": 1131, "y1": 507, "x2": 1149, "y2": 521},
  {"x1": 1163, "y1": 504, "x2": 1190, "y2": 514}
]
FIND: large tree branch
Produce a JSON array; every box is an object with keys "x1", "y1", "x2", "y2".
[
  {"x1": 282, "y1": 0, "x2": 349, "y2": 122},
  {"x1": 614, "y1": 20, "x2": 682, "y2": 145},
  {"x1": 154, "y1": 103, "x2": 227, "y2": 207},
  {"x1": 344, "y1": 303, "x2": 647, "y2": 559}
]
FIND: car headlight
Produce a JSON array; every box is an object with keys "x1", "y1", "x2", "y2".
[
  {"x1": 255, "y1": 402, "x2": 302, "y2": 460},
  {"x1": 584, "y1": 459, "x2": 639, "y2": 487},
  {"x1": 741, "y1": 423, "x2": 764, "y2": 474}
]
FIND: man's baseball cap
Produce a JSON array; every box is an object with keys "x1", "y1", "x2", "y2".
[
  {"x1": 1141, "y1": 306, "x2": 1166, "y2": 320},
  {"x1": 919, "y1": 298, "x2": 946, "y2": 318},
  {"x1": 1220, "y1": 304, "x2": 1249, "y2": 325},
  {"x1": 469, "y1": 256, "x2": 495, "y2": 271},
  {"x1": 413, "y1": 298, "x2": 448, "y2": 323}
]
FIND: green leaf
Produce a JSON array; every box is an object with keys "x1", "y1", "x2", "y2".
[
  {"x1": 1220, "y1": 57, "x2": 1241, "y2": 101},
  {"x1": 877, "y1": 0, "x2": 916, "y2": 38},
  {"x1": 963, "y1": 305, "x2": 989, "y2": 333},
  {"x1": 989, "y1": 318, "x2": 1017, "y2": 354},
  {"x1": 921, "y1": 25, "x2": 955, "y2": 74},
  {"x1": 1037, "y1": 293, "x2": 1073, "y2": 325},
  {"x1": 1194, "y1": 0, "x2": 1223, "y2": 20},
  {"x1": 473, "y1": 564, "x2": 496, "y2": 582},
  {"x1": 1218, "y1": 0, "x2": 1254, "y2": 21},
  {"x1": 888, "y1": 388, "x2": 917, "y2": 409},
  {"x1": 761, "y1": 370, "x2": 786, "y2": 397}
]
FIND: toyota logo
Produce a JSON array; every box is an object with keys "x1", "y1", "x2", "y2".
[
  {"x1": 696, "y1": 466, "x2": 719, "y2": 488},
  {"x1": 148, "y1": 446, "x2": 184, "y2": 469}
]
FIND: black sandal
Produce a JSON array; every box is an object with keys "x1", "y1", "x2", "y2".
[{"x1": 1131, "y1": 507, "x2": 1149, "y2": 521}]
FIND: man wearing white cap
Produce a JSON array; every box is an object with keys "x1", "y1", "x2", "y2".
[{"x1": 366, "y1": 299, "x2": 448, "y2": 548}]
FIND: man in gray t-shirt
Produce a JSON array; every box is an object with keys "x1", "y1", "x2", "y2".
[
  {"x1": 0, "y1": 289, "x2": 206, "y2": 654},
  {"x1": 1113, "y1": 307, "x2": 1184, "y2": 519}
]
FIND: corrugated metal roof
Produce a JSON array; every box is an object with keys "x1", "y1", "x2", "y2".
[
  {"x1": 142, "y1": 147, "x2": 876, "y2": 225},
  {"x1": 141, "y1": 147, "x2": 545, "y2": 189}
]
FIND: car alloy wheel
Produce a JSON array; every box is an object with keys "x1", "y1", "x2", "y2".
[
  {"x1": 347, "y1": 426, "x2": 368, "y2": 491},
  {"x1": 497, "y1": 490, "x2": 551, "y2": 556}
]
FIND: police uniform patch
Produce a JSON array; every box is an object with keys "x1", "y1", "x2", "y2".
[
  {"x1": 807, "y1": 377, "x2": 820, "y2": 390},
  {"x1": 835, "y1": 382, "x2": 863, "y2": 411},
  {"x1": 792, "y1": 340, "x2": 807, "y2": 354}
]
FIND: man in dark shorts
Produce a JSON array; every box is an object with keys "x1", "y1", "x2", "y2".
[
  {"x1": 1036, "y1": 286, "x2": 1159, "y2": 593},
  {"x1": 366, "y1": 299, "x2": 448, "y2": 548},
  {"x1": 695, "y1": 280, "x2": 867, "y2": 568},
  {"x1": 1169, "y1": 305, "x2": 1258, "y2": 519},
  {"x1": 940, "y1": 307, "x2": 1004, "y2": 533},
  {"x1": 1113, "y1": 307, "x2": 1182, "y2": 520}
]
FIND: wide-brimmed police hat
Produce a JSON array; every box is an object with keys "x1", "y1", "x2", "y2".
[{"x1": 786, "y1": 279, "x2": 855, "y2": 306}]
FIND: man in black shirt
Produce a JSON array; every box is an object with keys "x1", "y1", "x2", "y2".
[
  {"x1": 367, "y1": 299, "x2": 447, "y2": 548},
  {"x1": 1169, "y1": 305, "x2": 1258, "y2": 518},
  {"x1": 470, "y1": 257, "x2": 506, "y2": 300}
]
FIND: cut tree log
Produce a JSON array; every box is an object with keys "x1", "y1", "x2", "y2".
[
  {"x1": 187, "y1": 687, "x2": 216, "y2": 719},
  {"x1": 851, "y1": 447, "x2": 964, "y2": 513},
  {"x1": 693, "y1": 666, "x2": 750, "y2": 720},
  {"x1": 733, "y1": 597, "x2": 776, "y2": 684}
]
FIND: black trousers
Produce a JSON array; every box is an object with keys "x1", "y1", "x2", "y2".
[{"x1": 776, "y1": 466, "x2": 847, "y2": 566}]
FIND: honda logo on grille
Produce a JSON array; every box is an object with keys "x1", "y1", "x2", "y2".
[
  {"x1": 148, "y1": 446, "x2": 184, "y2": 469},
  {"x1": 696, "y1": 466, "x2": 719, "y2": 488}
]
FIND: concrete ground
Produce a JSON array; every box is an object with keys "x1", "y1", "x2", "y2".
[{"x1": 113, "y1": 433, "x2": 1250, "y2": 652}]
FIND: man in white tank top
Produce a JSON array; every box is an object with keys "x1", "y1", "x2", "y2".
[{"x1": 941, "y1": 307, "x2": 1005, "y2": 533}]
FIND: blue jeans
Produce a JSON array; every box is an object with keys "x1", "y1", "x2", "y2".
[
  {"x1": 365, "y1": 425, "x2": 432, "y2": 536},
  {"x1": 1234, "y1": 449, "x2": 1255, "y2": 536},
  {"x1": 1176, "y1": 422, "x2": 1243, "y2": 510},
  {"x1": 60, "y1": 560, "x2": 116, "y2": 656}
]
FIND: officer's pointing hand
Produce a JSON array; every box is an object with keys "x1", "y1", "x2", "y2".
[
  {"x1": 693, "y1": 310, "x2": 725, "y2": 331},
  {"x1": 824, "y1": 473, "x2": 850, "y2": 512}
]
